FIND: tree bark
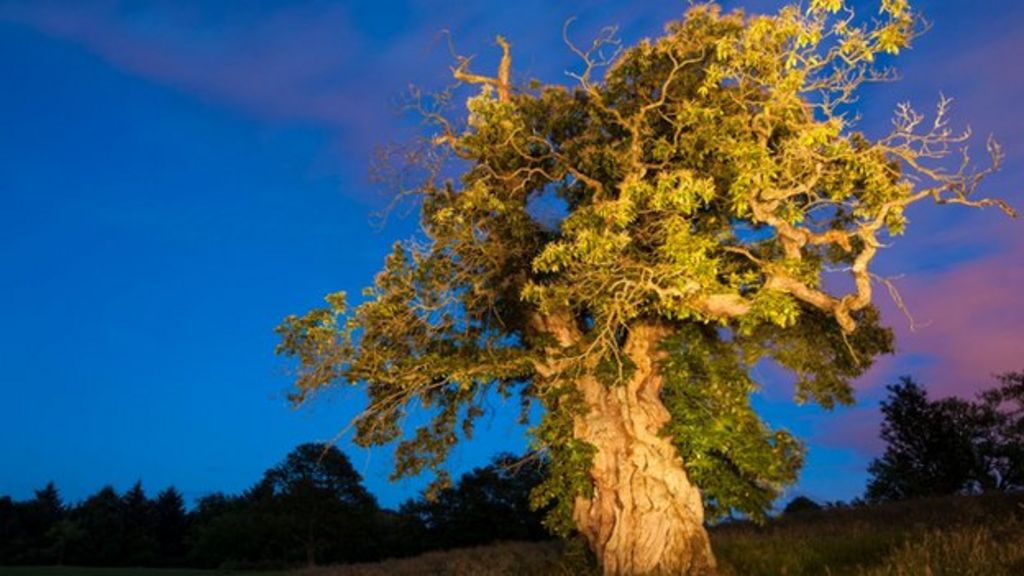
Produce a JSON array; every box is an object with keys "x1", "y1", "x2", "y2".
[{"x1": 572, "y1": 323, "x2": 716, "y2": 575}]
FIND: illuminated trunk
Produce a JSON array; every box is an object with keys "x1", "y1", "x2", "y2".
[{"x1": 572, "y1": 324, "x2": 715, "y2": 576}]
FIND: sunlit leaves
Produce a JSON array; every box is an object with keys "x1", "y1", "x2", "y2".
[
  {"x1": 663, "y1": 326, "x2": 804, "y2": 521},
  {"x1": 276, "y1": 0, "x2": 1005, "y2": 533},
  {"x1": 881, "y1": 0, "x2": 910, "y2": 19}
]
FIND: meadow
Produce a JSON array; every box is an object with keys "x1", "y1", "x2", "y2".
[
  {"x1": 303, "y1": 492, "x2": 1024, "y2": 576},
  {"x1": 4, "y1": 492, "x2": 1022, "y2": 576}
]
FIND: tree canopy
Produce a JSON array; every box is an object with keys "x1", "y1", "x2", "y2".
[{"x1": 277, "y1": 1, "x2": 1012, "y2": 567}]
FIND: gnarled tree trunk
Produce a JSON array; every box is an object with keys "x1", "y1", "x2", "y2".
[{"x1": 572, "y1": 323, "x2": 715, "y2": 575}]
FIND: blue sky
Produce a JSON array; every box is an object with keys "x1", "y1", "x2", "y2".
[{"x1": 1, "y1": 0, "x2": 1021, "y2": 510}]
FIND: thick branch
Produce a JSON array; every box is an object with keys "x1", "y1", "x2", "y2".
[{"x1": 452, "y1": 35, "x2": 513, "y2": 102}]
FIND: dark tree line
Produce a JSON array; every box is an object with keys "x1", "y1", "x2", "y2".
[
  {"x1": 0, "y1": 482, "x2": 189, "y2": 567},
  {"x1": 866, "y1": 372, "x2": 1024, "y2": 502},
  {"x1": 0, "y1": 444, "x2": 550, "y2": 569}
]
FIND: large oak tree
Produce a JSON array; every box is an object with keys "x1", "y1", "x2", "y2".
[{"x1": 277, "y1": 1, "x2": 1014, "y2": 573}]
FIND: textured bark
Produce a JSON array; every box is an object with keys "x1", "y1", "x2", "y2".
[{"x1": 573, "y1": 324, "x2": 715, "y2": 575}]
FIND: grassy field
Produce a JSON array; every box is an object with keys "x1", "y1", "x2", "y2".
[
  {"x1": 713, "y1": 493, "x2": 1024, "y2": 575},
  {"x1": 6, "y1": 493, "x2": 1024, "y2": 575},
  {"x1": 300, "y1": 493, "x2": 1024, "y2": 575}
]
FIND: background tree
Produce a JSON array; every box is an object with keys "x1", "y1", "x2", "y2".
[
  {"x1": 868, "y1": 372, "x2": 1024, "y2": 502},
  {"x1": 0, "y1": 496, "x2": 14, "y2": 561},
  {"x1": 44, "y1": 519, "x2": 84, "y2": 566},
  {"x1": 120, "y1": 482, "x2": 158, "y2": 565},
  {"x1": 0, "y1": 483, "x2": 66, "y2": 564},
  {"x1": 276, "y1": 1, "x2": 1013, "y2": 573},
  {"x1": 979, "y1": 371, "x2": 1024, "y2": 490},
  {"x1": 261, "y1": 443, "x2": 380, "y2": 566},
  {"x1": 782, "y1": 496, "x2": 822, "y2": 517},
  {"x1": 187, "y1": 491, "x2": 267, "y2": 568},
  {"x1": 153, "y1": 487, "x2": 189, "y2": 565},
  {"x1": 70, "y1": 486, "x2": 124, "y2": 566},
  {"x1": 403, "y1": 453, "x2": 549, "y2": 550},
  {"x1": 188, "y1": 443, "x2": 381, "y2": 568}
]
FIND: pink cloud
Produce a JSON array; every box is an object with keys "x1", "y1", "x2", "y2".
[
  {"x1": 883, "y1": 245, "x2": 1024, "y2": 398},
  {"x1": 816, "y1": 405, "x2": 886, "y2": 456},
  {"x1": 816, "y1": 237, "x2": 1024, "y2": 455}
]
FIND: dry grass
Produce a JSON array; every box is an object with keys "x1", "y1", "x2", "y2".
[
  {"x1": 292, "y1": 541, "x2": 572, "y2": 576},
  {"x1": 860, "y1": 523, "x2": 1024, "y2": 576},
  {"x1": 292, "y1": 493, "x2": 1024, "y2": 576},
  {"x1": 714, "y1": 493, "x2": 1024, "y2": 576}
]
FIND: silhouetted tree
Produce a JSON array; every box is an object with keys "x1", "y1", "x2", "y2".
[
  {"x1": 782, "y1": 496, "x2": 822, "y2": 516},
  {"x1": 153, "y1": 487, "x2": 189, "y2": 565},
  {"x1": 121, "y1": 482, "x2": 158, "y2": 565},
  {"x1": 262, "y1": 443, "x2": 379, "y2": 566},
  {"x1": 7, "y1": 483, "x2": 67, "y2": 563},
  {"x1": 188, "y1": 485, "x2": 297, "y2": 569},
  {"x1": 188, "y1": 491, "x2": 261, "y2": 568},
  {"x1": 45, "y1": 519, "x2": 84, "y2": 565},
  {"x1": 0, "y1": 496, "x2": 14, "y2": 561},
  {"x1": 70, "y1": 486, "x2": 124, "y2": 565},
  {"x1": 371, "y1": 507, "x2": 427, "y2": 560},
  {"x1": 866, "y1": 378, "x2": 994, "y2": 502},
  {"x1": 404, "y1": 453, "x2": 549, "y2": 550},
  {"x1": 188, "y1": 444, "x2": 380, "y2": 568},
  {"x1": 979, "y1": 371, "x2": 1024, "y2": 490}
]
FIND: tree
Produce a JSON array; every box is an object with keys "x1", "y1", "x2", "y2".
[
  {"x1": 403, "y1": 453, "x2": 549, "y2": 550},
  {"x1": 71, "y1": 486, "x2": 125, "y2": 565},
  {"x1": 276, "y1": 2, "x2": 1013, "y2": 573},
  {"x1": 187, "y1": 491, "x2": 268, "y2": 568},
  {"x1": 0, "y1": 496, "x2": 14, "y2": 561},
  {"x1": 261, "y1": 443, "x2": 380, "y2": 566},
  {"x1": 153, "y1": 487, "x2": 189, "y2": 565},
  {"x1": 121, "y1": 481, "x2": 158, "y2": 565},
  {"x1": 188, "y1": 445, "x2": 380, "y2": 568},
  {"x1": 0, "y1": 482, "x2": 66, "y2": 564},
  {"x1": 866, "y1": 377, "x2": 999, "y2": 502},
  {"x1": 782, "y1": 495, "x2": 822, "y2": 516},
  {"x1": 979, "y1": 371, "x2": 1024, "y2": 490},
  {"x1": 45, "y1": 519, "x2": 85, "y2": 566}
]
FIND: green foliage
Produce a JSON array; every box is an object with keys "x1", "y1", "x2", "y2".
[
  {"x1": 277, "y1": 0, "x2": 1010, "y2": 534},
  {"x1": 661, "y1": 324, "x2": 803, "y2": 522}
]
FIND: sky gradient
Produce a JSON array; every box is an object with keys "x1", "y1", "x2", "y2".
[{"x1": 1, "y1": 0, "x2": 1021, "y2": 510}]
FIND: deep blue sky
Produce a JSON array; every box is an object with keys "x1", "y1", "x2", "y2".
[{"x1": 1, "y1": 0, "x2": 1021, "y2": 510}]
